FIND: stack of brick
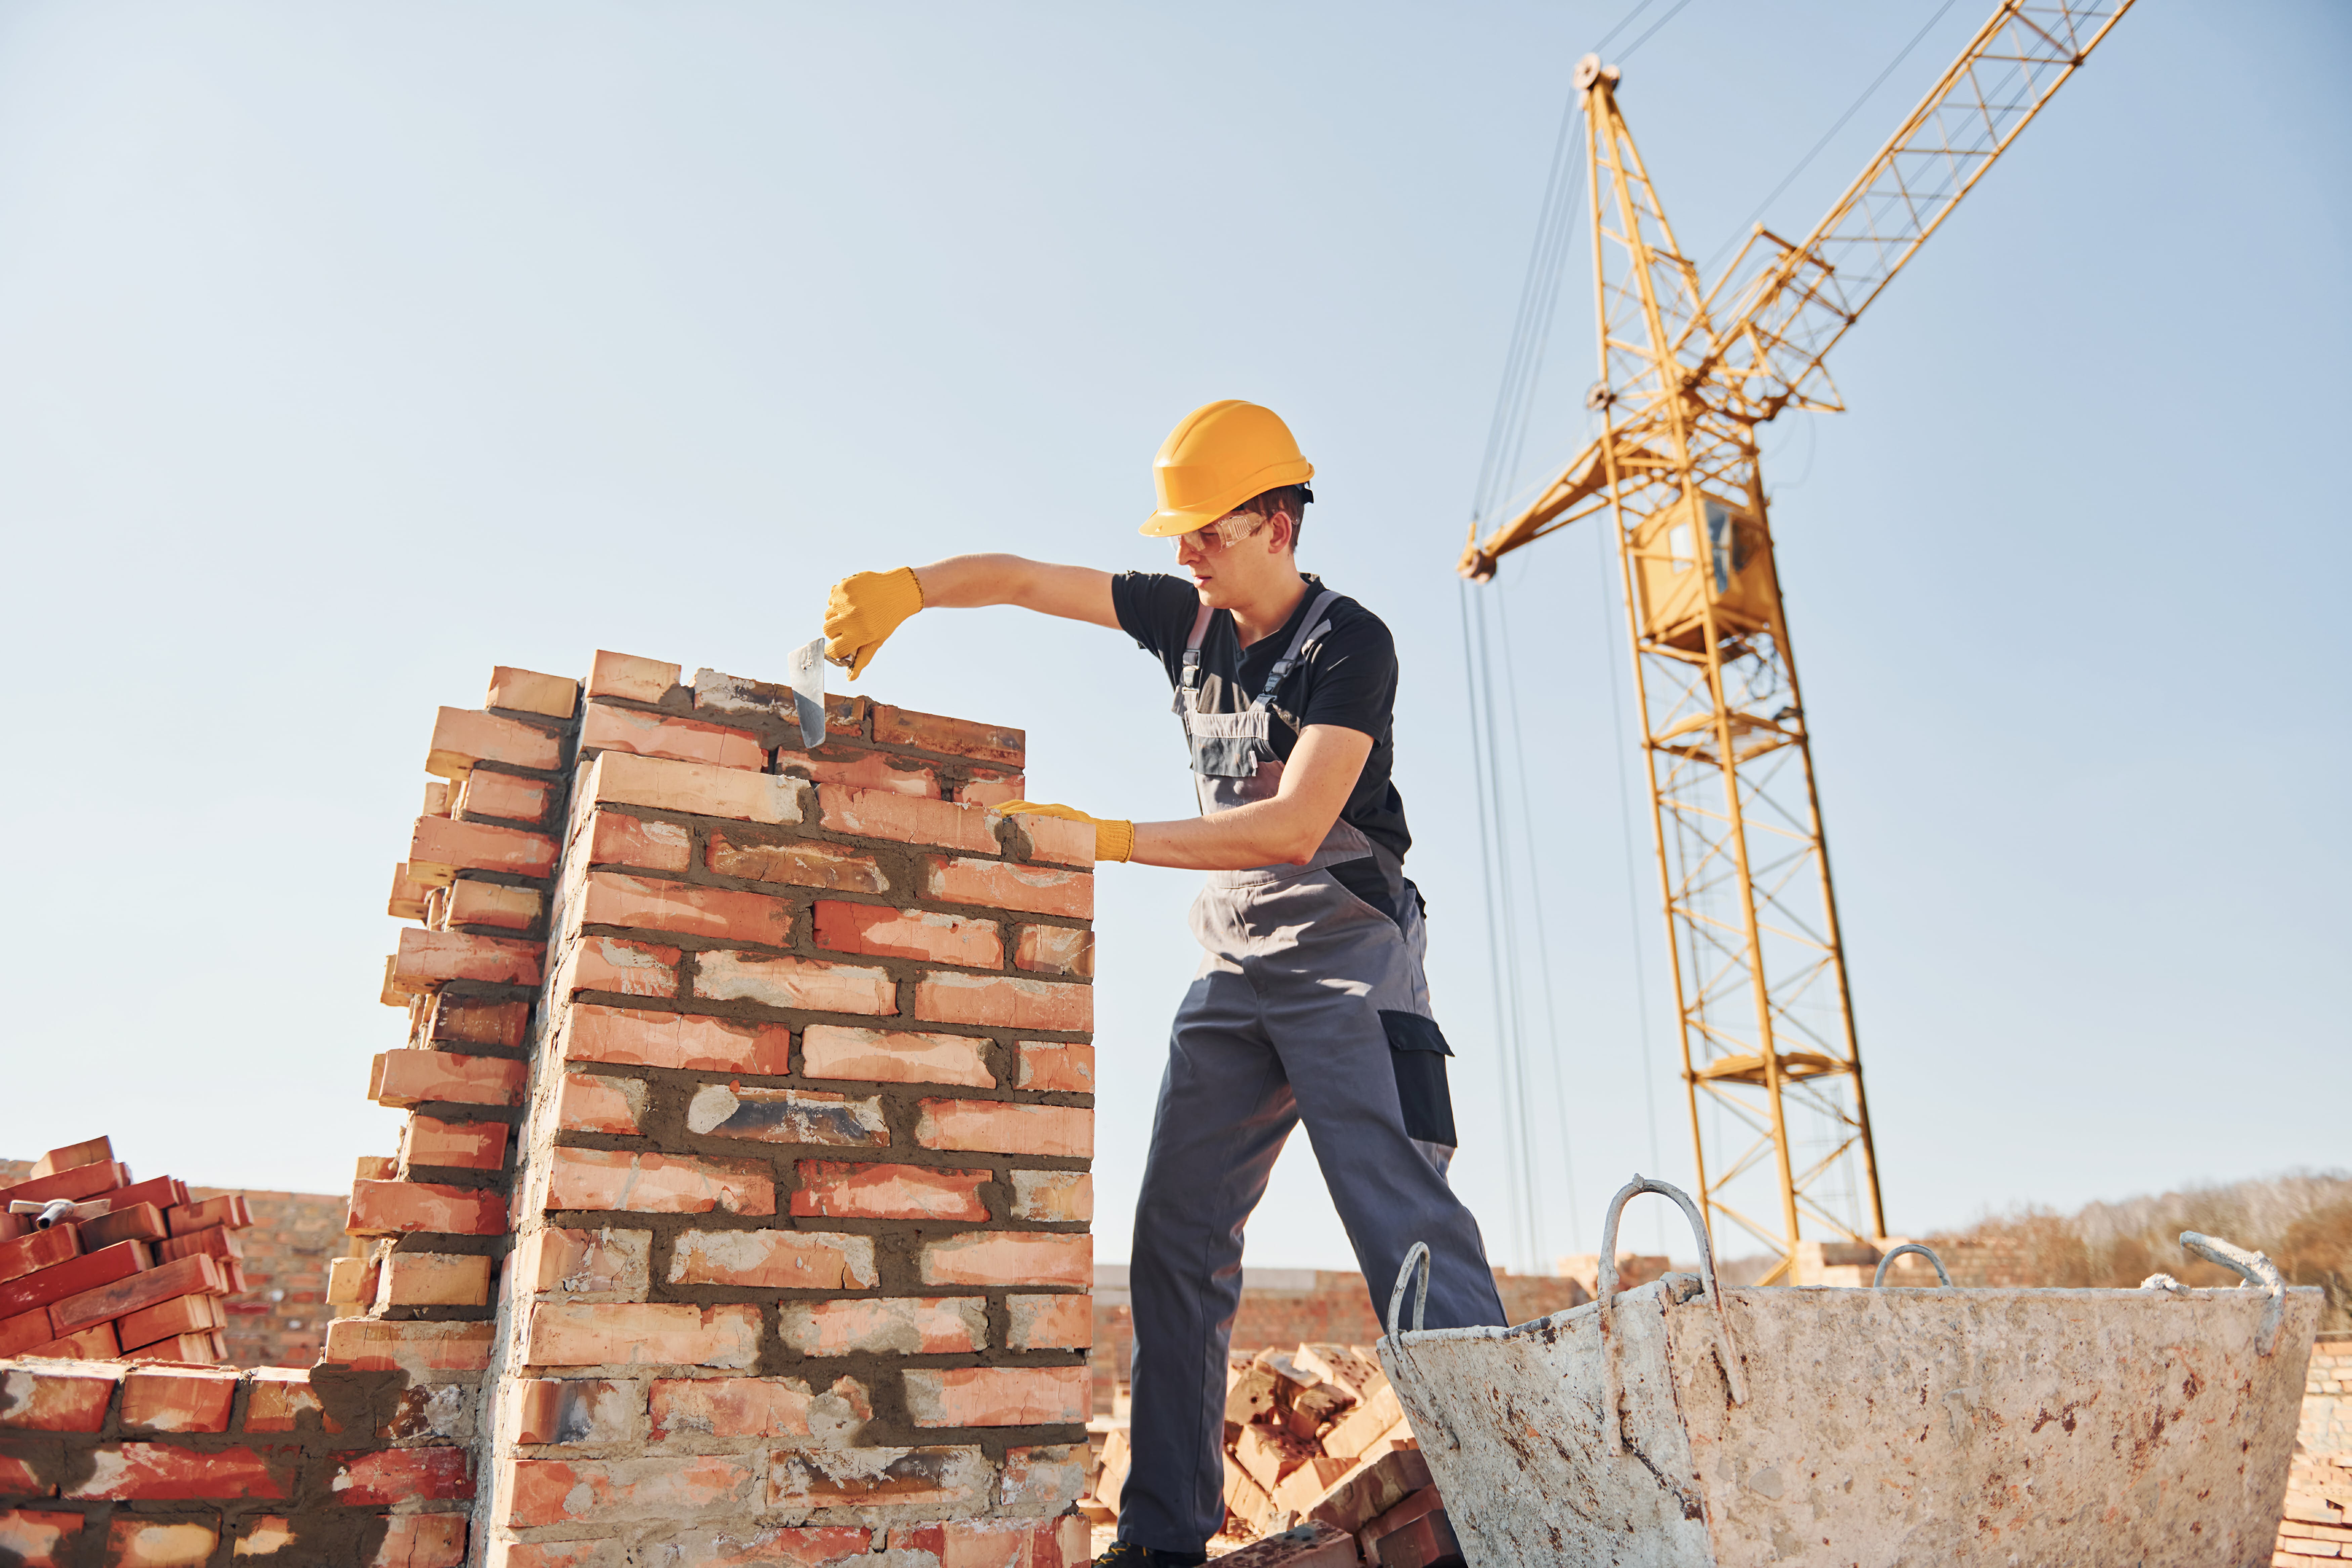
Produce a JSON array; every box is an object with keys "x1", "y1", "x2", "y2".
[
  {"x1": 2277, "y1": 1331, "x2": 2352, "y2": 1565},
  {"x1": 475, "y1": 650, "x2": 1097, "y2": 1566},
  {"x1": 0, "y1": 1139, "x2": 253, "y2": 1365}
]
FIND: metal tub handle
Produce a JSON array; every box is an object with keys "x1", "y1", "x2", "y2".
[
  {"x1": 1387, "y1": 1242, "x2": 1432, "y2": 1340},
  {"x1": 1871, "y1": 1242, "x2": 1951, "y2": 1287},
  {"x1": 2178, "y1": 1230, "x2": 2286, "y2": 1356},
  {"x1": 1596, "y1": 1175, "x2": 1747, "y2": 1456}
]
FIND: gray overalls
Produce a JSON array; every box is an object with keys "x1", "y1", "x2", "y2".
[{"x1": 1119, "y1": 589, "x2": 1509, "y2": 1554}]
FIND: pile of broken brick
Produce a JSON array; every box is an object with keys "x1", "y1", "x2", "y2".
[
  {"x1": 0, "y1": 1138, "x2": 252, "y2": 1365},
  {"x1": 1086, "y1": 1343, "x2": 1459, "y2": 1568}
]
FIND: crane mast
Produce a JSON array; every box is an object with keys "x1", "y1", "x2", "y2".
[{"x1": 1464, "y1": 0, "x2": 2134, "y2": 1282}]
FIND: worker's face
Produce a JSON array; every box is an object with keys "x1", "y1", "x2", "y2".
[{"x1": 1175, "y1": 504, "x2": 1294, "y2": 607}]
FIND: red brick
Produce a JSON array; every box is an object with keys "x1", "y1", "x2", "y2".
[
  {"x1": 0, "y1": 1454, "x2": 45, "y2": 1497},
  {"x1": 766, "y1": 1446, "x2": 993, "y2": 1514},
  {"x1": 0, "y1": 1306, "x2": 52, "y2": 1357},
  {"x1": 563, "y1": 1004, "x2": 792, "y2": 1075},
  {"x1": 776, "y1": 748, "x2": 939, "y2": 798},
  {"x1": 818, "y1": 786, "x2": 998, "y2": 853},
  {"x1": 103, "y1": 1518, "x2": 217, "y2": 1567},
  {"x1": 427, "y1": 705, "x2": 563, "y2": 778},
  {"x1": 694, "y1": 950, "x2": 894, "y2": 1015},
  {"x1": 505, "y1": 1454, "x2": 757, "y2": 1527},
  {"x1": 1009, "y1": 1170, "x2": 1091, "y2": 1223},
  {"x1": 587, "y1": 649, "x2": 680, "y2": 703},
  {"x1": 0, "y1": 1509, "x2": 83, "y2": 1567},
  {"x1": 872, "y1": 705, "x2": 1024, "y2": 766},
  {"x1": 1013, "y1": 924, "x2": 1094, "y2": 977},
  {"x1": 546, "y1": 1148, "x2": 775, "y2": 1217},
  {"x1": 648, "y1": 1374, "x2": 870, "y2": 1441},
  {"x1": 101, "y1": 1175, "x2": 185, "y2": 1213},
  {"x1": 430, "y1": 996, "x2": 532, "y2": 1047},
  {"x1": 238, "y1": 1367, "x2": 335, "y2": 1433},
  {"x1": 666, "y1": 1229, "x2": 876, "y2": 1290},
  {"x1": 801, "y1": 1025, "x2": 995, "y2": 1088},
  {"x1": 371, "y1": 1048, "x2": 528, "y2": 1107},
  {"x1": 320, "y1": 1317, "x2": 495, "y2": 1373},
  {"x1": 457, "y1": 769, "x2": 553, "y2": 825},
  {"x1": 707, "y1": 832, "x2": 886, "y2": 892},
  {"x1": 422, "y1": 779, "x2": 451, "y2": 816},
  {"x1": 443, "y1": 878, "x2": 542, "y2": 930},
  {"x1": 163, "y1": 1193, "x2": 248, "y2": 1234},
  {"x1": 816, "y1": 901, "x2": 1001, "y2": 967},
  {"x1": 684, "y1": 1084, "x2": 887, "y2": 1146},
  {"x1": 158, "y1": 1228, "x2": 240, "y2": 1266},
  {"x1": 579, "y1": 871, "x2": 793, "y2": 946},
  {"x1": 583, "y1": 704, "x2": 764, "y2": 769},
  {"x1": 31, "y1": 1137, "x2": 112, "y2": 1179},
  {"x1": 641, "y1": 1525, "x2": 874, "y2": 1568},
  {"x1": 409, "y1": 814, "x2": 558, "y2": 880},
  {"x1": 1015, "y1": 1040, "x2": 1093, "y2": 1093},
  {"x1": 0, "y1": 1225, "x2": 80, "y2": 1286},
  {"x1": 516, "y1": 1227, "x2": 650, "y2": 1298},
  {"x1": 0, "y1": 1363, "x2": 117, "y2": 1431},
  {"x1": 916, "y1": 972, "x2": 1090, "y2": 1032},
  {"x1": 373, "y1": 1513, "x2": 468, "y2": 1568},
  {"x1": 1010, "y1": 811, "x2": 1096, "y2": 868},
  {"x1": 21, "y1": 1322, "x2": 117, "y2": 1360},
  {"x1": 903, "y1": 1365, "x2": 1089, "y2": 1428},
  {"x1": 583, "y1": 809, "x2": 695, "y2": 874},
  {"x1": 405, "y1": 1114, "x2": 511, "y2": 1172},
  {"x1": 922, "y1": 856, "x2": 1093, "y2": 918},
  {"x1": 116, "y1": 1296, "x2": 228, "y2": 1354},
  {"x1": 379, "y1": 1252, "x2": 494, "y2": 1306},
  {"x1": 0, "y1": 1239, "x2": 151, "y2": 1321},
  {"x1": 591, "y1": 752, "x2": 805, "y2": 826},
  {"x1": 333, "y1": 1446, "x2": 472, "y2": 1505},
  {"x1": 957, "y1": 772, "x2": 1026, "y2": 809},
  {"x1": 0, "y1": 1162, "x2": 129, "y2": 1208},
  {"x1": 67, "y1": 1441, "x2": 282, "y2": 1499},
  {"x1": 482, "y1": 1543, "x2": 616, "y2": 1568},
  {"x1": 507, "y1": 1377, "x2": 638, "y2": 1444},
  {"x1": 118, "y1": 1367, "x2": 236, "y2": 1432},
  {"x1": 346, "y1": 1179, "x2": 508, "y2": 1237},
  {"x1": 390, "y1": 862, "x2": 433, "y2": 920},
  {"x1": 780, "y1": 1297, "x2": 984, "y2": 1356},
  {"x1": 791, "y1": 1161, "x2": 989, "y2": 1221},
  {"x1": 1006, "y1": 1294, "x2": 1094, "y2": 1351},
  {"x1": 558, "y1": 934, "x2": 680, "y2": 999},
  {"x1": 395, "y1": 927, "x2": 545, "y2": 988},
  {"x1": 917, "y1": 1098, "x2": 1091, "y2": 1158},
  {"x1": 557, "y1": 1072, "x2": 644, "y2": 1135},
  {"x1": 919, "y1": 1231, "x2": 1090, "y2": 1288},
  {"x1": 121, "y1": 1330, "x2": 218, "y2": 1365},
  {"x1": 521, "y1": 1302, "x2": 761, "y2": 1369},
  {"x1": 489, "y1": 665, "x2": 578, "y2": 719}
]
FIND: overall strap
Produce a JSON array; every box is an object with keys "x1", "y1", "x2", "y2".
[
  {"x1": 1178, "y1": 602, "x2": 1216, "y2": 703},
  {"x1": 1255, "y1": 589, "x2": 1339, "y2": 707}
]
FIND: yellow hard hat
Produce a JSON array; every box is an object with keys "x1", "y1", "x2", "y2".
[{"x1": 1141, "y1": 400, "x2": 1315, "y2": 537}]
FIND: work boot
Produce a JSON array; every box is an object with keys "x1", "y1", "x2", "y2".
[{"x1": 1095, "y1": 1540, "x2": 1208, "y2": 1568}]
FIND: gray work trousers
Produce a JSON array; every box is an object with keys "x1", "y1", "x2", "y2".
[{"x1": 1119, "y1": 853, "x2": 1507, "y2": 1553}]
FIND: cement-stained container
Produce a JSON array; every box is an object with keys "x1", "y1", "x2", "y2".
[{"x1": 1377, "y1": 1178, "x2": 2320, "y2": 1568}]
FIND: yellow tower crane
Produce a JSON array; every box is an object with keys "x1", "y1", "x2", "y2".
[{"x1": 1462, "y1": 0, "x2": 2135, "y2": 1282}]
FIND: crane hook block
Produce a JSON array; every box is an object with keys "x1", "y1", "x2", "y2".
[{"x1": 1573, "y1": 54, "x2": 1605, "y2": 91}]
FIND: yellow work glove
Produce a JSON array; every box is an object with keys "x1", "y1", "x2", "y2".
[
  {"x1": 823, "y1": 567, "x2": 925, "y2": 679},
  {"x1": 998, "y1": 801, "x2": 1134, "y2": 864}
]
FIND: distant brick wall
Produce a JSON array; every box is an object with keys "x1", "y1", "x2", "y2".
[{"x1": 2279, "y1": 1332, "x2": 2352, "y2": 1562}]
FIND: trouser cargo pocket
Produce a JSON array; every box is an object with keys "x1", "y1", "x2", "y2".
[{"x1": 1379, "y1": 1009, "x2": 1458, "y2": 1147}]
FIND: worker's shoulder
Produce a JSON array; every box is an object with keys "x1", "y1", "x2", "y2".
[{"x1": 1306, "y1": 589, "x2": 1394, "y2": 657}]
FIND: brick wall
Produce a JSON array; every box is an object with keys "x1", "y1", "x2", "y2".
[{"x1": 2279, "y1": 1331, "x2": 2352, "y2": 1563}]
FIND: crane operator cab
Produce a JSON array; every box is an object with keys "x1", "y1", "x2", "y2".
[{"x1": 1632, "y1": 489, "x2": 1780, "y2": 651}]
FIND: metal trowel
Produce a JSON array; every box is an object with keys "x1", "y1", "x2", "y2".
[{"x1": 787, "y1": 638, "x2": 831, "y2": 751}]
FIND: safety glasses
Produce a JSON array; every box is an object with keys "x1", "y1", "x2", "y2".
[{"x1": 1174, "y1": 511, "x2": 1268, "y2": 553}]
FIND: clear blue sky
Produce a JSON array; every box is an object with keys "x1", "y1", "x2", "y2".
[{"x1": 2, "y1": 2, "x2": 2343, "y2": 1273}]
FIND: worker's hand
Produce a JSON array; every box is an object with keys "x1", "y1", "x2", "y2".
[
  {"x1": 998, "y1": 801, "x2": 1134, "y2": 864},
  {"x1": 823, "y1": 567, "x2": 925, "y2": 679}
]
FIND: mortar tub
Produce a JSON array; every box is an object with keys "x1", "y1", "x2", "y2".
[{"x1": 1376, "y1": 1176, "x2": 2320, "y2": 1568}]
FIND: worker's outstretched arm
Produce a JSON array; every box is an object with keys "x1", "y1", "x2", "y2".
[
  {"x1": 1005, "y1": 723, "x2": 1373, "y2": 872},
  {"x1": 826, "y1": 556, "x2": 1117, "y2": 677}
]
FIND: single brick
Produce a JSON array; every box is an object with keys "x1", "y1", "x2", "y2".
[
  {"x1": 1006, "y1": 1294, "x2": 1094, "y2": 1351},
  {"x1": 0, "y1": 1225, "x2": 80, "y2": 1287},
  {"x1": 405, "y1": 1113, "x2": 510, "y2": 1171},
  {"x1": 685, "y1": 1084, "x2": 888, "y2": 1147},
  {"x1": 872, "y1": 705, "x2": 1024, "y2": 766},
  {"x1": 516, "y1": 1227, "x2": 650, "y2": 1298},
  {"x1": 0, "y1": 1306, "x2": 56, "y2": 1358},
  {"x1": 395, "y1": 926, "x2": 545, "y2": 989},
  {"x1": 648, "y1": 1374, "x2": 870, "y2": 1442},
  {"x1": 557, "y1": 934, "x2": 680, "y2": 1000},
  {"x1": 817, "y1": 786, "x2": 997, "y2": 854},
  {"x1": 790, "y1": 1161, "x2": 989, "y2": 1221},
  {"x1": 1015, "y1": 1040, "x2": 1093, "y2": 1094},
  {"x1": 489, "y1": 665, "x2": 579, "y2": 718},
  {"x1": 695, "y1": 950, "x2": 893, "y2": 1016},
  {"x1": 557, "y1": 1072, "x2": 644, "y2": 1135},
  {"x1": 707, "y1": 833, "x2": 886, "y2": 892},
  {"x1": 666, "y1": 1229, "x2": 877, "y2": 1291},
  {"x1": 815, "y1": 901, "x2": 1001, "y2": 967},
  {"x1": 23, "y1": 1322, "x2": 117, "y2": 1361},
  {"x1": 640, "y1": 1526, "x2": 873, "y2": 1568},
  {"x1": 478, "y1": 1540, "x2": 615, "y2": 1568},
  {"x1": 372, "y1": 1515, "x2": 468, "y2": 1568},
  {"x1": 582, "y1": 704, "x2": 764, "y2": 769},
  {"x1": 104, "y1": 1519, "x2": 217, "y2": 1567},
  {"x1": 800, "y1": 1025, "x2": 994, "y2": 1088},
  {"x1": 580, "y1": 871, "x2": 793, "y2": 947},
  {"x1": 333, "y1": 1446, "x2": 472, "y2": 1505},
  {"x1": 0, "y1": 1510, "x2": 83, "y2": 1566},
  {"x1": 583, "y1": 809, "x2": 695, "y2": 874},
  {"x1": 431, "y1": 995, "x2": 531, "y2": 1047},
  {"x1": 380, "y1": 1252, "x2": 495, "y2": 1306},
  {"x1": 590, "y1": 752, "x2": 805, "y2": 827},
  {"x1": 508, "y1": 1378, "x2": 639, "y2": 1445},
  {"x1": 922, "y1": 856, "x2": 1093, "y2": 919},
  {"x1": 409, "y1": 815, "x2": 559, "y2": 880},
  {"x1": 116, "y1": 1297, "x2": 227, "y2": 1355},
  {"x1": 904, "y1": 1365, "x2": 1089, "y2": 1429},
  {"x1": 320, "y1": 1317, "x2": 496, "y2": 1373},
  {"x1": 1013, "y1": 924, "x2": 1094, "y2": 977},
  {"x1": 563, "y1": 1003, "x2": 792, "y2": 1075},
  {"x1": 0, "y1": 1454, "x2": 43, "y2": 1497},
  {"x1": 370, "y1": 1049, "x2": 527, "y2": 1108},
  {"x1": 422, "y1": 779, "x2": 451, "y2": 817},
  {"x1": 521, "y1": 1303, "x2": 761, "y2": 1370},
  {"x1": 162, "y1": 1193, "x2": 248, "y2": 1234},
  {"x1": 458, "y1": 769, "x2": 553, "y2": 825},
  {"x1": 587, "y1": 649, "x2": 680, "y2": 704},
  {"x1": 775, "y1": 748, "x2": 938, "y2": 798},
  {"x1": 346, "y1": 1179, "x2": 508, "y2": 1237},
  {"x1": 780, "y1": 1297, "x2": 986, "y2": 1357},
  {"x1": 0, "y1": 1161, "x2": 131, "y2": 1208},
  {"x1": 242, "y1": 1367, "x2": 334, "y2": 1433},
  {"x1": 919, "y1": 1231, "x2": 1091, "y2": 1289},
  {"x1": 504, "y1": 1454, "x2": 757, "y2": 1527},
  {"x1": 546, "y1": 1148, "x2": 775, "y2": 1217},
  {"x1": 445, "y1": 878, "x2": 543, "y2": 931},
  {"x1": 997, "y1": 1445, "x2": 1090, "y2": 1512},
  {"x1": 766, "y1": 1445, "x2": 994, "y2": 1514},
  {"x1": 67, "y1": 1442, "x2": 283, "y2": 1499},
  {"x1": 390, "y1": 862, "x2": 432, "y2": 921},
  {"x1": 427, "y1": 705, "x2": 564, "y2": 779},
  {"x1": 0, "y1": 1240, "x2": 151, "y2": 1322},
  {"x1": 915, "y1": 972, "x2": 1090, "y2": 1032},
  {"x1": 49, "y1": 1253, "x2": 224, "y2": 1336},
  {"x1": 958, "y1": 772, "x2": 1026, "y2": 810},
  {"x1": 1010, "y1": 810, "x2": 1096, "y2": 868},
  {"x1": 916, "y1": 1098, "x2": 1092, "y2": 1158},
  {"x1": 0, "y1": 1364, "x2": 118, "y2": 1431},
  {"x1": 693, "y1": 667, "x2": 857, "y2": 726},
  {"x1": 1010, "y1": 1169, "x2": 1093, "y2": 1223}
]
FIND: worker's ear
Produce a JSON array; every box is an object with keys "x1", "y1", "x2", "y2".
[{"x1": 1265, "y1": 504, "x2": 1297, "y2": 555}]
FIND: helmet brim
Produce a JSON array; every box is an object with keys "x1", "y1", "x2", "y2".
[{"x1": 1138, "y1": 457, "x2": 1314, "y2": 537}]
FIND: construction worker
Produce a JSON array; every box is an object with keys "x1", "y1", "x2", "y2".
[{"x1": 823, "y1": 400, "x2": 1506, "y2": 1566}]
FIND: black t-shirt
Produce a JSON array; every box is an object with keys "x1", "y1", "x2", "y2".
[{"x1": 1111, "y1": 571, "x2": 1412, "y2": 861}]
